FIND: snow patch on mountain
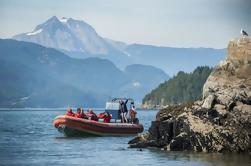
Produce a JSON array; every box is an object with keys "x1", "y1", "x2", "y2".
[
  {"x1": 59, "y1": 17, "x2": 69, "y2": 23},
  {"x1": 26, "y1": 29, "x2": 43, "y2": 36}
]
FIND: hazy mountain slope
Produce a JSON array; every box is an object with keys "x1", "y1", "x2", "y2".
[
  {"x1": 125, "y1": 44, "x2": 225, "y2": 75},
  {"x1": 0, "y1": 39, "x2": 168, "y2": 107},
  {"x1": 125, "y1": 64, "x2": 168, "y2": 88},
  {"x1": 0, "y1": 39, "x2": 111, "y2": 107},
  {"x1": 119, "y1": 64, "x2": 169, "y2": 102}
]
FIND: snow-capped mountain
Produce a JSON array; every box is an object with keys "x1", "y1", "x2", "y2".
[
  {"x1": 13, "y1": 16, "x2": 123, "y2": 55},
  {"x1": 13, "y1": 16, "x2": 226, "y2": 75}
]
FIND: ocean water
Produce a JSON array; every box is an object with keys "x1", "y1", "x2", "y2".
[{"x1": 0, "y1": 109, "x2": 250, "y2": 166}]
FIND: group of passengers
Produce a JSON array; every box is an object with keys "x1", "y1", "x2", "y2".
[
  {"x1": 65, "y1": 100, "x2": 138, "y2": 124},
  {"x1": 65, "y1": 108, "x2": 111, "y2": 123}
]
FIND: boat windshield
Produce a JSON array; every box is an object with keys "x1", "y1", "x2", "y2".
[{"x1": 111, "y1": 98, "x2": 134, "y2": 103}]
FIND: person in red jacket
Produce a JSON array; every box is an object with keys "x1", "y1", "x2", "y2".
[
  {"x1": 65, "y1": 108, "x2": 75, "y2": 117},
  {"x1": 76, "y1": 108, "x2": 87, "y2": 119},
  {"x1": 98, "y1": 112, "x2": 106, "y2": 119},
  {"x1": 80, "y1": 109, "x2": 88, "y2": 119},
  {"x1": 103, "y1": 112, "x2": 112, "y2": 123},
  {"x1": 86, "y1": 109, "x2": 98, "y2": 121}
]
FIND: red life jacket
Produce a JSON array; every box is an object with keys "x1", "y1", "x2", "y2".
[
  {"x1": 86, "y1": 112, "x2": 98, "y2": 121},
  {"x1": 75, "y1": 112, "x2": 82, "y2": 118},
  {"x1": 98, "y1": 112, "x2": 106, "y2": 119},
  {"x1": 66, "y1": 111, "x2": 75, "y2": 117},
  {"x1": 104, "y1": 116, "x2": 111, "y2": 123},
  {"x1": 75, "y1": 112, "x2": 87, "y2": 119}
]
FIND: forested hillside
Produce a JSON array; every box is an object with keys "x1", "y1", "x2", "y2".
[{"x1": 142, "y1": 66, "x2": 212, "y2": 107}]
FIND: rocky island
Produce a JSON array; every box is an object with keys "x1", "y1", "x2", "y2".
[{"x1": 129, "y1": 37, "x2": 251, "y2": 153}]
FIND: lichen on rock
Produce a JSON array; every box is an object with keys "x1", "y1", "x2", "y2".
[{"x1": 129, "y1": 37, "x2": 251, "y2": 153}]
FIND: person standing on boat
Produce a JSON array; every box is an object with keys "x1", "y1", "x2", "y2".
[
  {"x1": 119, "y1": 100, "x2": 124, "y2": 122},
  {"x1": 129, "y1": 106, "x2": 137, "y2": 124},
  {"x1": 120, "y1": 99, "x2": 129, "y2": 123}
]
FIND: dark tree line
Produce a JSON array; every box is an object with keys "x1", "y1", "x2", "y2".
[{"x1": 143, "y1": 66, "x2": 212, "y2": 106}]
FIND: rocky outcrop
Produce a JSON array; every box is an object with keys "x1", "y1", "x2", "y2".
[{"x1": 129, "y1": 37, "x2": 251, "y2": 152}]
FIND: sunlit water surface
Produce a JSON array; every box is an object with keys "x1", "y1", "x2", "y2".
[{"x1": 0, "y1": 109, "x2": 250, "y2": 166}]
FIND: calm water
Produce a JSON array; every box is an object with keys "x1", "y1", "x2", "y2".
[{"x1": 0, "y1": 109, "x2": 250, "y2": 166}]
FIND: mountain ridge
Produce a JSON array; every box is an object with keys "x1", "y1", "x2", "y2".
[
  {"x1": 13, "y1": 16, "x2": 226, "y2": 75},
  {"x1": 0, "y1": 39, "x2": 168, "y2": 107}
]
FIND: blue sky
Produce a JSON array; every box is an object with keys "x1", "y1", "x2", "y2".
[{"x1": 0, "y1": 0, "x2": 250, "y2": 48}]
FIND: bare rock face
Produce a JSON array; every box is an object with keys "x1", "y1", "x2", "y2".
[
  {"x1": 129, "y1": 37, "x2": 251, "y2": 153},
  {"x1": 203, "y1": 37, "x2": 251, "y2": 109},
  {"x1": 202, "y1": 94, "x2": 215, "y2": 109}
]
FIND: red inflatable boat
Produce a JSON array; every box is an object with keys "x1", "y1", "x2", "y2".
[{"x1": 53, "y1": 115, "x2": 144, "y2": 136}]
